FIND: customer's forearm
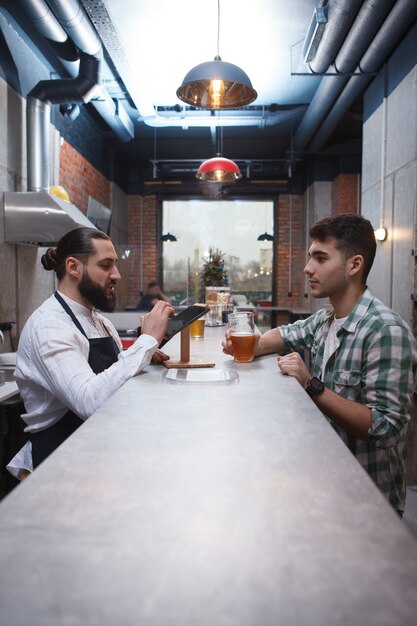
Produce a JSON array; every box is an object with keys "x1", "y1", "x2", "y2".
[{"x1": 256, "y1": 328, "x2": 285, "y2": 356}]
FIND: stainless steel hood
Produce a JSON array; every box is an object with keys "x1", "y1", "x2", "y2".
[
  {"x1": 4, "y1": 191, "x2": 96, "y2": 246},
  {"x1": 3, "y1": 52, "x2": 101, "y2": 245}
]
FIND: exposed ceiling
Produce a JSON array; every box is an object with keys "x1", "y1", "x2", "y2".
[
  {"x1": 79, "y1": 0, "x2": 361, "y2": 184},
  {"x1": 2, "y1": 0, "x2": 416, "y2": 191}
]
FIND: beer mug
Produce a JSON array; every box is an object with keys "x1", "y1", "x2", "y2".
[{"x1": 227, "y1": 312, "x2": 255, "y2": 363}]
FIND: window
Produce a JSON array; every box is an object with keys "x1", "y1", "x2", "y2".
[{"x1": 162, "y1": 199, "x2": 274, "y2": 309}]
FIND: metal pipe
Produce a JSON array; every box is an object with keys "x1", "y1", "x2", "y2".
[
  {"x1": 309, "y1": 0, "x2": 417, "y2": 152},
  {"x1": 19, "y1": 0, "x2": 133, "y2": 140},
  {"x1": 294, "y1": 0, "x2": 416, "y2": 153},
  {"x1": 46, "y1": 0, "x2": 101, "y2": 57},
  {"x1": 309, "y1": 0, "x2": 363, "y2": 74},
  {"x1": 18, "y1": 0, "x2": 67, "y2": 42},
  {"x1": 27, "y1": 53, "x2": 101, "y2": 191},
  {"x1": 26, "y1": 98, "x2": 50, "y2": 191},
  {"x1": 334, "y1": 0, "x2": 396, "y2": 73}
]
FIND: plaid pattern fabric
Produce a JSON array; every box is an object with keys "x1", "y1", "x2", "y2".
[{"x1": 279, "y1": 288, "x2": 417, "y2": 511}]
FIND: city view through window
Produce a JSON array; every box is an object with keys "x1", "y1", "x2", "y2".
[{"x1": 162, "y1": 199, "x2": 274, "y2": 309}]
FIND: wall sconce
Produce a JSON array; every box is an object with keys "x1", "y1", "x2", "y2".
[{"x1": 374, "y1": 226, "x2": 387, "y2": 241}]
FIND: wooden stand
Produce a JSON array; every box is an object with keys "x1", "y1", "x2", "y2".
[{"x1": 162, "y1": 326, "x2": 215, "y2": 369}]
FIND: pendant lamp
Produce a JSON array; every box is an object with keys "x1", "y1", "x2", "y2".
[
  {"x1": 257, "y1": 232, "x2": 274, "y2": 242},
  {"x1": 176, "y1": 0, "x2": 257, "y2": 110},
  {"x1": 161, "y1": 232, "x2": 177, "y2": 243},
  {"x1": 196, "y1": 156, "x2": 242, "y2": 182}
]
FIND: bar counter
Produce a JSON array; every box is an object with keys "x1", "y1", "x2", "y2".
[{"x1": 0, "y1": 326, "x2": 417, "y2": 625}]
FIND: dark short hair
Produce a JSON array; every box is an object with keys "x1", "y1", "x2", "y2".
[
  {"x1": 309, "y1": 214, "x2": 376, "y2": 281},
  {"x1": 147, "y1": 281, "x2": 159, "y2": 289},
  {"x1": 41, "y1": 227, "x2": 110, "y2": 280}
]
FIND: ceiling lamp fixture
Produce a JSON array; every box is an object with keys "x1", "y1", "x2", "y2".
[
  {"x1": 257, "y1": 232, "x2": 274, "y2": 242},
  {"x1": 161, "y1": 232, "x2": 177, "y2": 243},
  {"x1": 196, "y1": 124, "x2": 242, "y2": 182},
  {"x1": 176, "y1": 0, "x2": 257, "y2": 110},
  {"x1": 196, "y1": 156, "x2": 242, "y2": 182}
]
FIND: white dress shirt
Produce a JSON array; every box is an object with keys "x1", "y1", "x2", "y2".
[{"x1": 7, "y1": 291, "x2": 158, "y2": 478}]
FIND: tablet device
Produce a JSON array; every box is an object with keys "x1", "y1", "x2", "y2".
[{"x1": 159, "y1": 304, "x2": 210, "y2": 348}]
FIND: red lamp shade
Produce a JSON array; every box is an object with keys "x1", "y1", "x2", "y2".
[{"x1": 196, "y1": 157, "x2": 242, "y2": 182}]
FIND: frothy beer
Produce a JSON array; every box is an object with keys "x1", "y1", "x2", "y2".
[{"x1": 230, "y1": 332, "x2": 255, "y2": 362}]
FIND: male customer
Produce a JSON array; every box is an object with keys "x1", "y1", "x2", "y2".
[
  {"x1": 224, "y1": 214, "x2": 417, "y2": 513},
  {"x1": 8, "y1": 227, "x2": 173, "y2": 478},
  {"x1": 137, "y1": 281, "x2": 172, "y2": 311}
]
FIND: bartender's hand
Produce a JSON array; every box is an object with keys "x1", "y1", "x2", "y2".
[
  {"x1": 277, "y1": 352, "x2": 311, "y2": 388},
  {"x1": 151, "y1": 349, "x2": 170, "y2": 364},
  {"x1": 140, "y1": 300, "x2": 174, "y2": 344}
]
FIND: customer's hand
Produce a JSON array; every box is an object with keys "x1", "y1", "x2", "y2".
[
  {"x1": 222, "y1": 329, "x2": 262, "y2": 357},
  {"x1": 221, "y1": 329, "x2": 234, "y2": 355},
  {"x1": 140, "y1": 300, "x2": 174, "y2": 344},
  {"x1": 277, "y1": 352, "x2": 310, "y2": 388}
]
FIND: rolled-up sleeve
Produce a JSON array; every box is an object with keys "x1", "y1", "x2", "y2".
[{"x1": 363, "y1": 324, "x2": 417, "y2": 448}]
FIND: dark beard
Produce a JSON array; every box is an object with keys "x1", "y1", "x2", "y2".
[{"x1": 78, "y1": 269, "x2": 116, "y2": 312}]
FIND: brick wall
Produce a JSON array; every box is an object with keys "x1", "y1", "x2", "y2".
[
  {"x1": 276, "y1": 194, "x2": 305, "y2": 312},
  {"x1": 126, "y1": 194, "x2": 158, "y2": 307},
  {"x1": 59, "y1": 140, "x2": 110, "y2": 213},
  {"x1": 331, "y1": 173, "x2": 360, "y2": 215}
]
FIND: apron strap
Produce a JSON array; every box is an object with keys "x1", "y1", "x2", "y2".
[{"x1": 54, "y1": 291, "x2": 87, "y2": 337}]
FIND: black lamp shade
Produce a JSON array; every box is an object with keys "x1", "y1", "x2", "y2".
[
  {"x1": 257, "y1": 232, "x2": 274, "y2": 242},
  {"x1": 161, "y1": 232, "x2": 177, "y2": 243},
  {"x1": 177, "y1": 57, "x2": 257, "y2": 109}
]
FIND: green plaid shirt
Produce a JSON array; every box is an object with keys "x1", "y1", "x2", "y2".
[{"x1": 279, "y1": 288, "x2": 417, "y2": 511}]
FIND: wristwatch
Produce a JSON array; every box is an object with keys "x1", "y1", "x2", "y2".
[{"x1": 306, "y1": 376, "x2": 325, "y2": 398}]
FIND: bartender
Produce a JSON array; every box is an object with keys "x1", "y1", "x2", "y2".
[{"x1": 7, "y1": 227, "x2": 173, "y2": 478}]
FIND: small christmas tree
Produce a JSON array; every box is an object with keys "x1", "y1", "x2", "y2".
[{"x1": 201, "y1": 248, "x2": 228, "y2": 286}]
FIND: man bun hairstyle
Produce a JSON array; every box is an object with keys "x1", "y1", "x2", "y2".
[
  {"x1": 40, "y1": 227, "x2": 110, "y2": 280},
  {"x1": 310, "y1": 213, "x2": 376, "y2": 282}
]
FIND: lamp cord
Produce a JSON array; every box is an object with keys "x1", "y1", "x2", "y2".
[{"x1": 217, "y1": 0, "x2": 220, "y2": 58}]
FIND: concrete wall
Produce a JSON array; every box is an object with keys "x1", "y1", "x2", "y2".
[
  {"x1": 362, "y1": 25, "x2": 417, "y2": 327},
  {"x1": 361, "y1": 24, "x2": 417, "y2": 485}
]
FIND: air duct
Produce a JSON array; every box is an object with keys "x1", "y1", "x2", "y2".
[
  {"x1": 17, "y1": 0, "x2": 134, "y2": 141},
  {"x1": 294, "y1": 0, "x2": 408, "y2": 153},
  {"x1": 27, "y1": 52, "x2": 101, "y2": 191},
  {"x1": 309, "y1": 0, "x2": 417, "y2": 151},
  {"x1": 308, "y1": 0, "x2": 363, "y2": 74}
]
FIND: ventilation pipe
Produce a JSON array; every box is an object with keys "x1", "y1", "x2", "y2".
[
  {"x1": 27, "y1": 52, "x2": 101, "y2": 191},
  {"x1": 18, "y1": 0, "x2": 133, "y2": 141},
  {"x1": 309, "y1": 0, "x2": 417, "y2": 152},
  {"x1": 293, "y1": 0, "x2": 404, "y2": 153},
  {"x1": 308, "y1": 0, "x2": 363, "y2": 74}
]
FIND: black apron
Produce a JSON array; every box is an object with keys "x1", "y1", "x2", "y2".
[{"x1": 30, "y1": 292, "x2": 120, "y2": 468}]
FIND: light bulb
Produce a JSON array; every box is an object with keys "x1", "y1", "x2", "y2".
[
  {"x1": 374, "y1": 227, "x2": 387, "y2": 241},
  {"x1": 208, "y1": 79, "x2": 225, "y2": 105}
]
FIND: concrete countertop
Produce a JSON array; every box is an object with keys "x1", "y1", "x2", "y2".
[
  {"x1": 0, "y1": 381, "x2": 19, "y2": 403},
  {"x1": 0, "y1": 326, "x2": 416, "y2": 625}
]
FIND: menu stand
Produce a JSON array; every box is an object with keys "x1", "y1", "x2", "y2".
[{"x1": 162, "y1": 326, "x2": 215, "y2": 369}]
